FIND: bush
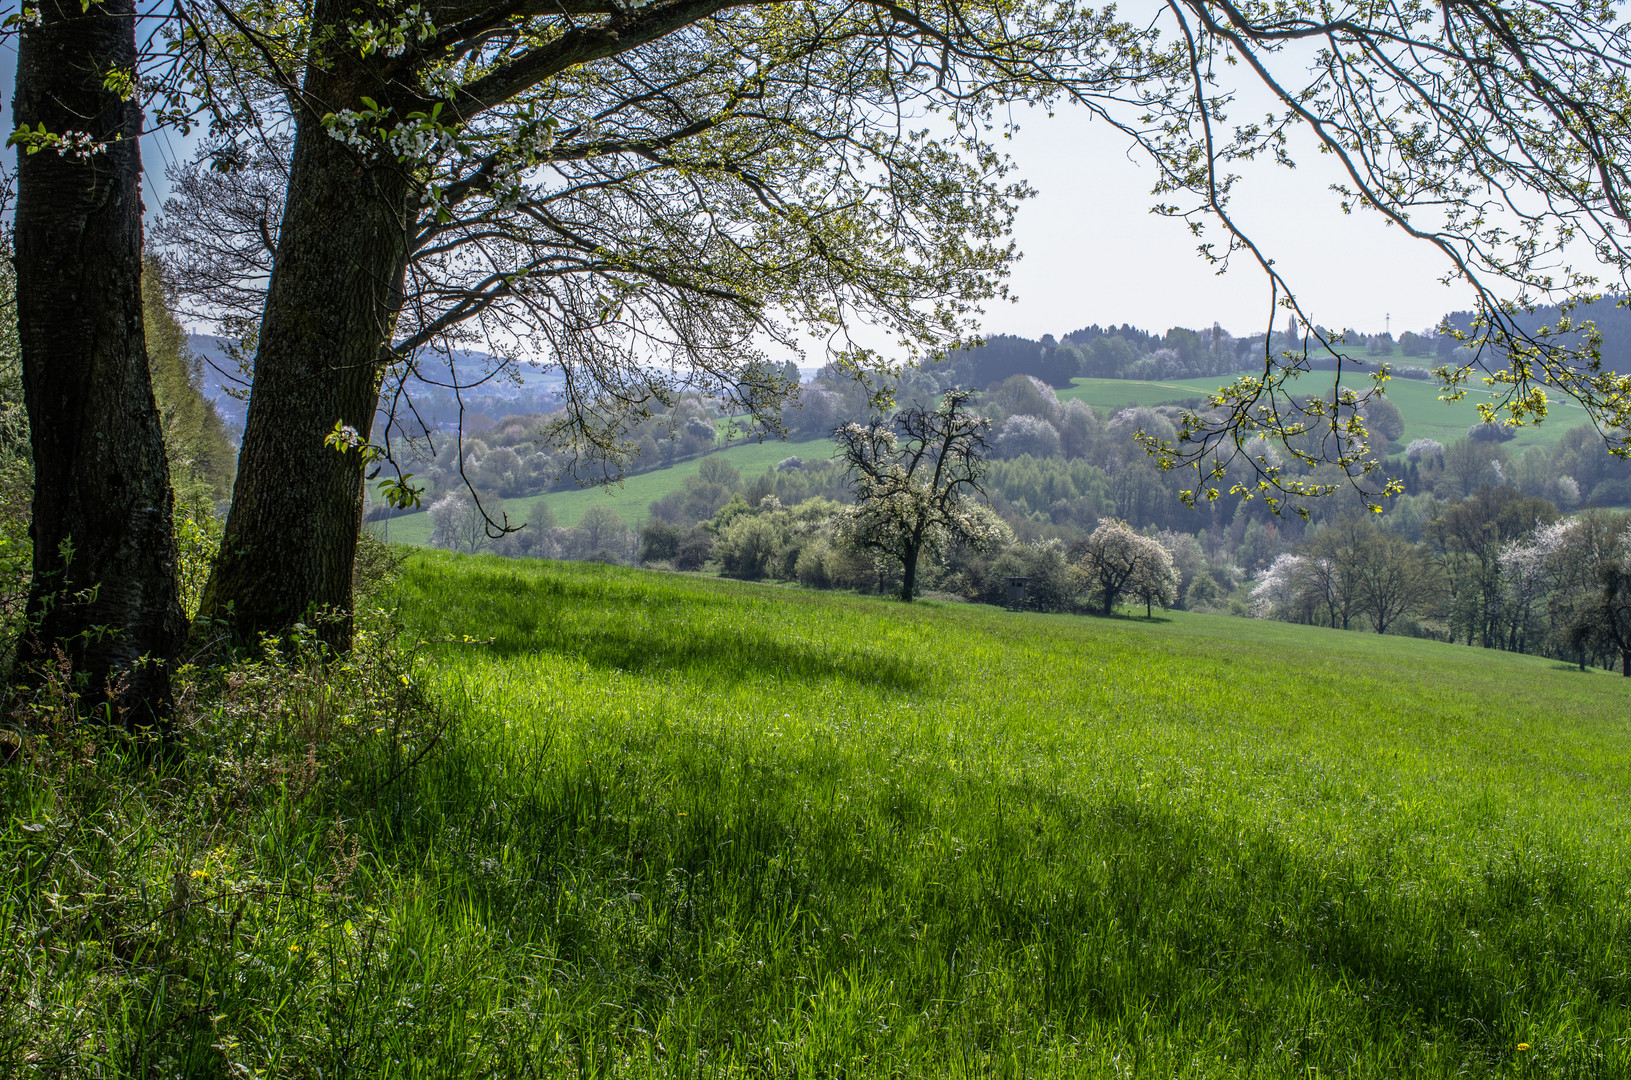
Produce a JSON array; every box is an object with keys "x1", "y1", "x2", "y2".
[
  {"x1": 673, "y1": 525, "x2": 715, "y2": 570},
  {"x1": 1467, "y1": 423, "x2": 1517, "y2": 443},
  {"x1": 0, "y1": 608, "x2": 444, "y2": 1075},
  {"x1": 977, "y1": 540, "x2": 1076, "y2": 612},
  {"x1": 795, "y1": 538, "x2": 837, "y2": 589},
  {"x1": 715, "y1": 514, "x2": 783, "y2": 579}
]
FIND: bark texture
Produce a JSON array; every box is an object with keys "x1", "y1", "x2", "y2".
[
  {"x1": 13, "y1": 0, "x2": 184, "y2": 724},
  {"x1": 198, "y1": 22, "x2": 410, "y2": 649}
]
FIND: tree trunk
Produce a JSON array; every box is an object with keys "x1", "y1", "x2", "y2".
[
  {"x1": 198, "y1": 36, "x2": 411, "y2": 650},
  {"x1": 900, "y1": 543, "x2": 919, "y2": 601},
  {"x1": 13, "y1": 0, "x2": 183, "y2": 726}
]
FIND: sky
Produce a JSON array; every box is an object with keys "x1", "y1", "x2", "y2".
[
  {"x1": 2, "y1": 37, "x2": 1488, "y2": 346},
  {"x1": 984, "y1": 104, "x2": 1479, "y2": 343}
]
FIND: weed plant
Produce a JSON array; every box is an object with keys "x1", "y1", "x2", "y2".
[{"x1": 0, "y1": 611, "x2": 442, "y2": 1076}]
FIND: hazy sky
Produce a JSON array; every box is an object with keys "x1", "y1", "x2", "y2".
[
  {"x1": 985, "y1": 103, "x2": 1479, "y2": 343},
  {"x1": 3, "y1": 43, "x2": 1484, "y2": 344}
]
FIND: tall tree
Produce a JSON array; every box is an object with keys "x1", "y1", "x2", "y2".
[
  {"x1": 1075, "y1": 518, "x2": 1173, "y2": 615},
  {"x1": 11, "y1": 0, "x2": 183, "y2": 724},
  {"x1": 150, "y1": 0, "x2": 1631, "y2": 644},
  {"x1": 836, "y1": 389, "x2": 1002, "y2": 601},
  {"x1": 171, "y1": 0, "x2": 1044, "y2": 645}
]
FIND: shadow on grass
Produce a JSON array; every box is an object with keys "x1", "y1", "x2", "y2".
[
  {"x1": 347, "y1": 728, "x2": 1623, "y2": 1070},
  {"x1": 1079, "y1": 609, "x2": 1175, "y2": 623},
  {"x1": 1548, "y1": 661, "x2": 1628, "y2": 676},
  {"x1": 408, "y1": 559, "x2": 929, "y2": 693}
]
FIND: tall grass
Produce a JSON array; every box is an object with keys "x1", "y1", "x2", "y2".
[{"x1": 4, "y1": 551, "x2": 1629, "y2": 1076}]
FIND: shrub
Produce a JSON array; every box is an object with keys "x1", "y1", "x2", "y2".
[
  {"x1": 673, "y1": 526, "x2": 715, "y2": 571},
  {"x1": 715, "y1": 514, "x2": 783, "y2": 579},
  {"x1": 639, "y1": 518, "x2": 686, "y2": 564}
]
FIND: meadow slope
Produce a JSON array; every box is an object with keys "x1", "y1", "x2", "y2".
[
  {"x1": 1059, "y1": 373, "x2": 1583, "y2": 452},
  {"x1": 375, "y1": 552, "x2": 1631, "y2": 1077},
  {"x1": 381, "y1": 436, "x2": 832, "y2": 546}
]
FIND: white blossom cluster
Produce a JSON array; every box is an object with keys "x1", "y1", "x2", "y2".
[
  {"x1": 349, "y1": 4, "x2": 437, "y2": 58},
  {"x1": 324, "y1": 106, "x2": 456, "y2": 170},
  {"x1": 1249, "y1": 553, "x2": 1308, "y2": 618}
]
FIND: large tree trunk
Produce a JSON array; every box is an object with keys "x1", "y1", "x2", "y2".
[
  {"x1": 198, "y1": 34, "x2": 411, "y2": 650},
  {"x1": 13, "y1": 0, "x2": 183, "y2": 726}
]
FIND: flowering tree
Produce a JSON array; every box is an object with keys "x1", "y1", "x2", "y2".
[
  {"x1": 1499, "y1": 519, "x2": 1572, "y2": 653},
  {"x1": 1075, "y1": 519, "x2": 1173, "y2": 615},
  {"x1": 835, "y1": 389, "x2": 1003, "y2": 601},
  {"x1": 1128, "y1": 538, "x2": 1181, "y2": 618},
  {"x1": 1249, "y1": 553, "x2": 1307, "y2": 619},
  {"x1": 428, "y1": 491, "x2": 493, "y2": 555}
]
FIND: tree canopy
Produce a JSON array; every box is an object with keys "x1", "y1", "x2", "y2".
[{"x1": 6, "y1": 0, "x2": 1631, "y2": 669}]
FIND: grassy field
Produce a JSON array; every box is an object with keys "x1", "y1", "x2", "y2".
[
  {"x1": 382, "y1": 436, "x2": 832, "y2": 545},
  {"x1": 9, "y1": 552, "x2": 1631, "y2": 1076},
  {"x1": 384, "y1": 554, "x2": 1630, "y2": 1076},
  {"x1": 1061, "y1": 371, "x2": 1585, "y2": 453}
]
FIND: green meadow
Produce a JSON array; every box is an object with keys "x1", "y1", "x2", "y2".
[
  {"x1": 1060, "y1": 372, "x2": 1584, "y2": 452},
  {"x1": 9, "y1": 551, "x2": 1631, "y2": 1076},
  {"x1": 399, "y1": 555, "x2": 1631, "y2": 1076},
  {"x1": 382, "y1": 436, "x2": 832, "y2": 545}
]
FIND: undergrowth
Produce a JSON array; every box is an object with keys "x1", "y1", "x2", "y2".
[{"x1": 0, "y1": 608, "x2": 444, "y2": 1076}]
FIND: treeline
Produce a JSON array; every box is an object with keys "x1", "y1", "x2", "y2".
[
  {"x1": 1252, "y1": 502, "x2": 1631, "y2": 672},
  {"x1": 1441, "y1": 296, "x2": 1631, "y2": 373},
  {"x1": 945, "y1": 324, "x2": 1248, "y2": 388}
]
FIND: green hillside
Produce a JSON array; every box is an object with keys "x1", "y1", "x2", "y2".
[
  {"x1": 14, "y1": 552, "x2": 1630, "y2": 1075},
  {"x1": 1062, "y1": 372, "x2": 1585, "y2": 452},
  {"x1": 385, "y1": 553, "x2": 1628, "y2": 1076},
  {"x1": 381, "y1": 436, "x2": 832, "y2": 544}
]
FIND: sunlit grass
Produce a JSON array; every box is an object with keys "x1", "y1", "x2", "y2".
[
  {"x1": 385, "y1": 553, "x2": 1631, "y2": 1076},
  {"x1": 7, "y1": 551, "x2": 1626, "y2": 1076}
]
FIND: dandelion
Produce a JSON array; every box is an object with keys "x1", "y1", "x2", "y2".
[{"x1": 1517, "y1": 1043, "x2": 1531, "y2": 1052}]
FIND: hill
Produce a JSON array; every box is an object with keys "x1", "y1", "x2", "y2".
[
  {"x1": 391, "y1": 553, "x2": 1630, "y2": 1076},
  {"x1": 1060, "y1": 372, "x2": 1586, "y2": 452},
  {"x1": 379, "y1": 435, "x2": 833, "y2": 544}
]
